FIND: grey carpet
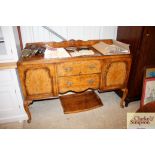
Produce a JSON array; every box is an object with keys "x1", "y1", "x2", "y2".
[{"x1": 0, "y1": 91, "x2": 139, "y2": 129}]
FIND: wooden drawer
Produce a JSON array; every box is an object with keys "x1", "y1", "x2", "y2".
[
  {"x1": 58, "y1": 74, "x2": 100, "y2": 93},
  {"x1": 57, "y1": 61, "x2": 81, "y2": 76},
  {"x1": 81, "y1": 74, "x2": 100, "y2": 89},
  {"x1": 57, "y1": 60, "x2": 101, "y2": 76},
  {"x1": 58, "y1": 76, "x2": 80, "y2": 93},
  {"x1": 80, "y1": 60, "x2": 101, "y2": 74}
]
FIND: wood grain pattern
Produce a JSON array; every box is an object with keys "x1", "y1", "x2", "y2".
[
  {"x1": 58, "y1": 74, "x2": 100, "y2": 93},
  {"x1": 25, "y1": 68, "x2": 52, "y2": 95},
  {"x1": 106, "y1": 62, "x2": 126, "y2": 86},
  {"x1": 25, "y1": 39, "x2": 113, "y2": 49},
  {"x1": 18, "y1": 63, "x2": 57, "y2": 100},
  {"x1": 60, "y1": 91, "x2": 103, "y2": 114},
  {"x1": 57, "y1": 60, "x2": 101, "y2": 76},
  {"x1": 57, "y1": 61, "x2": 81, "y2": 76},
  {"x1": 101, "y1": 58, "x2": 131, "y2": 91},
  {"x1": 80, "y1": 60, "x2": 101, "y2": 74}
]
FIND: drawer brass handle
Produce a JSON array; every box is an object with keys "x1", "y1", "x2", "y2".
[
  {"x1": 88, "y1": 79, "x2": 94, "y2": 85},
  {"x1": 64, "y1": 67, "x2": 72, "y2": 72},
  {"x1": 88, "y1": 64, "x2": 96, "y2": 69},
  {"x1": 67, "y1": 81, "x2": 73, "y2": 86}
]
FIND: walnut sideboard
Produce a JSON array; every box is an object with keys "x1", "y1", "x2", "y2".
[{"x1": 17, "y1": 40, "x2": 132, "y2": 123}]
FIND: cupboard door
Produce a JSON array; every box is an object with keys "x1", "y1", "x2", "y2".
[
  {"x1": 25, "y1": 68, "x2": 52, "y2": 95},
  {"x1": 18, "y1": 64, "x2": 56, "y2": 100},
  {"x1": 101, "y1": 59, "x2": 131, "y2": 90}
]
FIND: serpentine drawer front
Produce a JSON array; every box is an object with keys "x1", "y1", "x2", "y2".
[
  {"x1": 58, "y1": 74, "x2": 100, "y2": 93},
  {"x1": 57, "y1": 60, "x2": 101, "y2": 93}
]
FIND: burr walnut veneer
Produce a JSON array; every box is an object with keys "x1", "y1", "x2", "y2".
[{"x1": 17, "y1": 40, "x2": 131, "y2": 123}]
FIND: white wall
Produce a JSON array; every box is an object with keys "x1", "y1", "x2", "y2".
[
  {"x1": 0, "y1": 27, "x2": 4, "y2": 40},
  {"x1": 20, "y1": 26, "x2": 118, "y2": 47}
]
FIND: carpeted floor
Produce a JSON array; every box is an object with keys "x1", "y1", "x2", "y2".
[{"x1": 0, "y1": 91, "x2": 140, "y2": 129}]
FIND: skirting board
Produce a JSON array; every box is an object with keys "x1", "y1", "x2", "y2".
[{"x1": 0, "y1": 113, "x2": 27, "y2": 124}]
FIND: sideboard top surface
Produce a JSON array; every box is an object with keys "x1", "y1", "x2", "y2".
[{"x1": 18, "y1": 39, "x2": 131, "y2": 65}]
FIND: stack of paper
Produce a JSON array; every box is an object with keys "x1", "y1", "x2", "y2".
[
  {"x1": 70, "y1": 49, "x2": 94, "y2": 57},
  {"x1": 44, "y1": 48, "x2": 70, "y2": 59},
  {"x1": 92, "y1": 41, "x2": 130, "y2": 55}
]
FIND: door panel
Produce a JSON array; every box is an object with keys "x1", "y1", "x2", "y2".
[
  {"x1": 25, "y1": 68, "x2": 53, "y2": 95},
  {"x1": 18, "y1": 64, "x2": 56, "y2": 99},
  {"x1": 106, "y1": 62, "x2": 126, "y2": 86},
  {"x1": 101, "y1": 59, "x2": 131, "y2": 90}
]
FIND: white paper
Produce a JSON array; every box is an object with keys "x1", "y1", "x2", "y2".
[{"x1": 44, "y1": 48, "x2": 70, "y2": 59}]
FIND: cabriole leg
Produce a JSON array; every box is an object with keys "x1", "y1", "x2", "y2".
[
  {"x1": 120, "y1": 88, "x2": 128, "y2": 108},
  {"x1": 24, "y1": 100, "x2": 32, "y2": 123}
]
